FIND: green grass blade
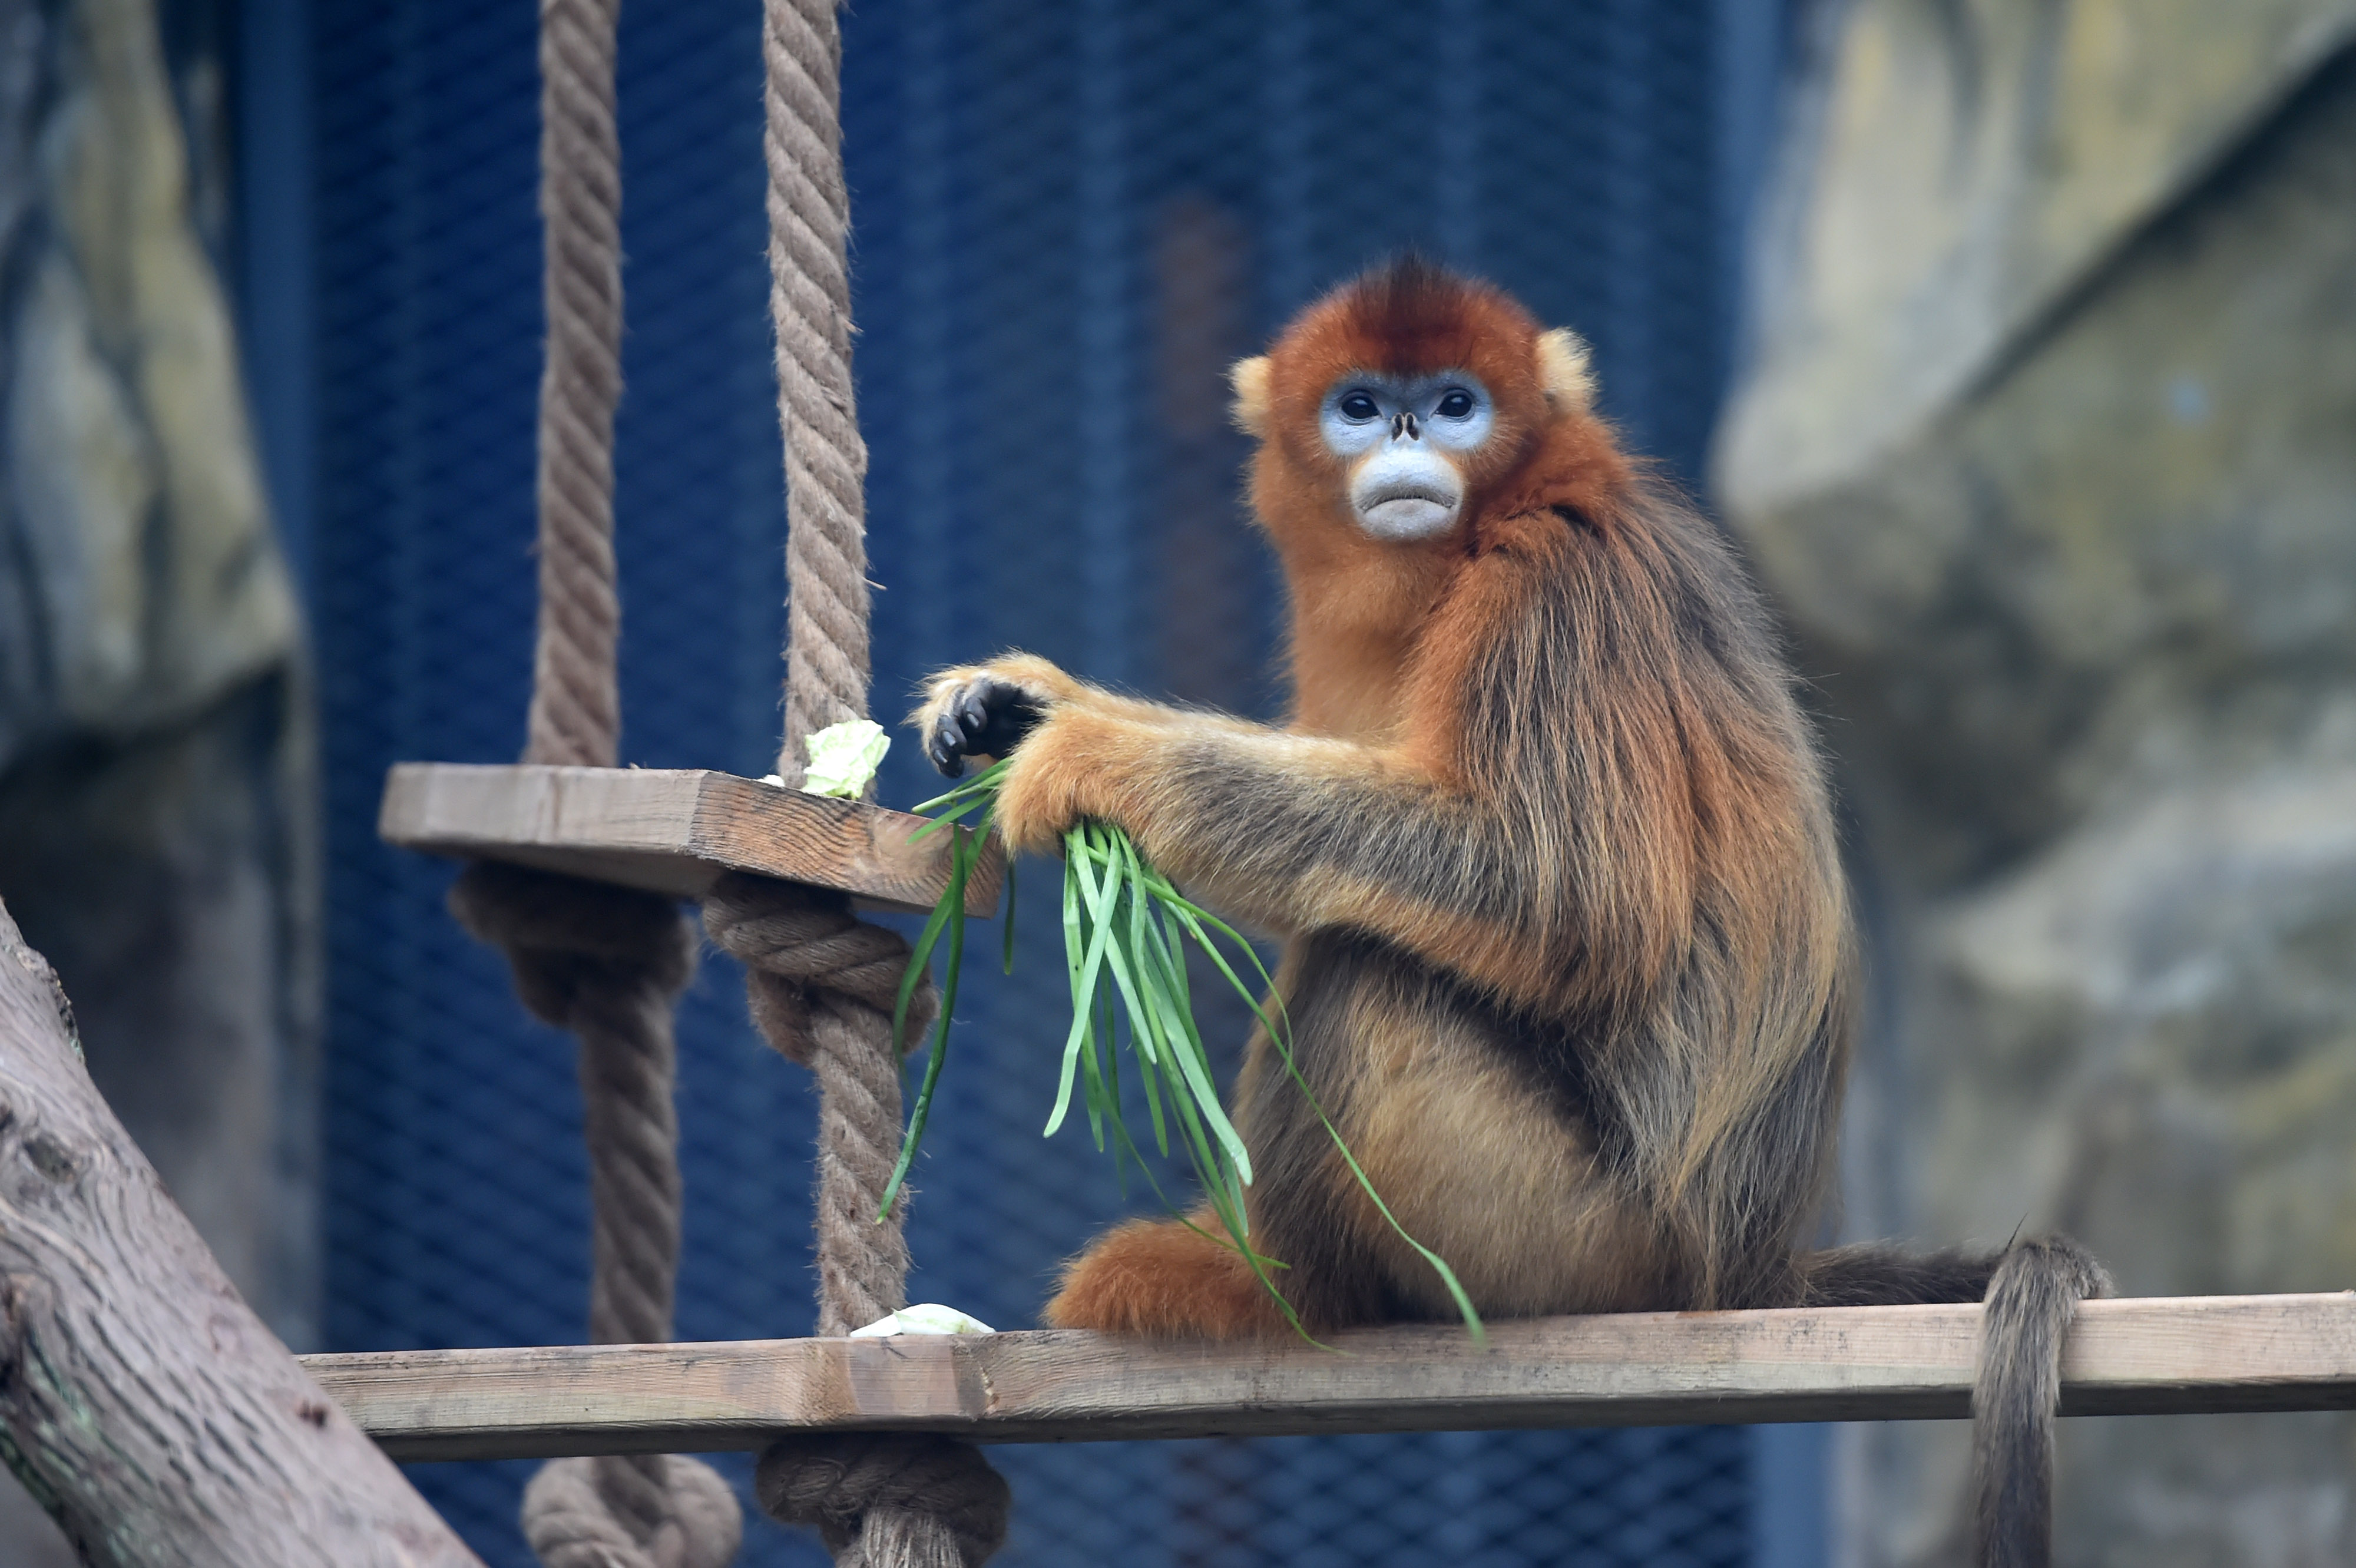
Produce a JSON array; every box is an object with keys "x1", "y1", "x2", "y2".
[
  {"x1": 1129, "y1": 895, "x2": 1252, "y2": 1187},
  {"x1": 1060, "y1": 843, "x2": 1086, "y2": 986},
  {"x1": 1087, "y1": 843, "x2": 1165, "y2": 1071},
  {"x1": 1045, "y1": 833, "x2": 1117, "y2": 1137},
  {"x1": 909, "y1": 759, "x2": 1010, "y2": 819},
  {"x1": 1001, "y1": 855, "x2": 1018, "y2": 974},
  {"x1": 1101, "y1": 837, "x2": 1253, "y2": 1182},
  {"x1": 879, "y1": 820, "x2": 976, "y2": 1216},
  {"x1": 894, "y1": 806, "x2": 982, "y2": 1050},
  {"x1": 1136, "y1": 1007, "x2": 1172, "y2": 1156}
]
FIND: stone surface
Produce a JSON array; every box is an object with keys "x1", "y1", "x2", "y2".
[
  {"x1": 1722, "y1": 0, "x2": 2355, "y2": 518},
  {"x1": 0, "y1": 0, "x2": 315, "y2": 1557},
  {"x1": 1719, "y1": 4, "x2": 2356, "y2": 1564},
  {"x1": 0, "y1": 0, "x2": 296, "y2": 768}
]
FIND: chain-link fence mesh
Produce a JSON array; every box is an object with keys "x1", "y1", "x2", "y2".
[{"x1": 309, "y1": 2, "x2": 1770, "y2": 1561}]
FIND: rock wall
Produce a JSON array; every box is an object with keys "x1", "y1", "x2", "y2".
[
  {"x1": 0, "y1": 0, "x2": 316, "y2": 1557},
  {"x1": 1716, "y1": 4, "x2": 2356, "y2": 1564}
]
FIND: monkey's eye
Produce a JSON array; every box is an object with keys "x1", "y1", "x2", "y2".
[
  {"x1": 1435, "y1": 389, "x2": 1477, "y2": 419},
  {"x1": 1338, "y1": 391, "x2": 1381, "y2": 422}
]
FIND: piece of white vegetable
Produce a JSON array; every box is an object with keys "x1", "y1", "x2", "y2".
[{"x1": 800, "y1": 719, "x2": 891, "y2": 799}]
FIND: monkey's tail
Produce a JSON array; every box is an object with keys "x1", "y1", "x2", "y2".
[
  {"x1": 1969, "y1": 1236, "x2": 2110, "y2": 1568},
  {"x1": 1794, "y1": 1234, "x2": 2111, "y2": 1568}
]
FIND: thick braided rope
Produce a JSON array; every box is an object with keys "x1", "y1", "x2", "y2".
[
  {"x1": 766, "y1": 0, "x2": 871, "y2": 785},
  {"x1": 702, "y1": 875, "x2": 926, "y2": 1334},
  {"x1": 478, "y1": 3, "x2": 741, "y2": 1562},
  {"x1": 756, "y1": 5, "x2": 1008, "y2": 1559},
  {"x1": 703, "y1": 877, "x2": 1008, "y2": 1566},
  {"x1": 451, "y1": 865, "x2": 743, "y2": 1568},
  {"x1": 759, "y1": 1436, "x2": 1010, "y2": 1568},
  {"x1": 525, "y1": 0, "x2": 625, "y2": 770}
]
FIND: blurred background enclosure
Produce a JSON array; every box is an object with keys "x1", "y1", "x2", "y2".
[{"x1": 0, "y1": 1, "x2": 2348, "y2": 1566}]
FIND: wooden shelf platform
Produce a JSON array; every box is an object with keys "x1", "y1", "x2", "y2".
[
  {"x1": 380, "y1": 762, "x2": 1001, "y2": 917},
  {"x1": 305, "y1": 1293, "x2": 2356, "y2": 1463}
]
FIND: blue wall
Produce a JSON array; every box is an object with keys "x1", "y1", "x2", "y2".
[{"x1": 244, "y1": 2, "x2": 1804, "y2": 1562}]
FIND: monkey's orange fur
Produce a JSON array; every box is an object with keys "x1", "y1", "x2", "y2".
[
  {"x1": 916, "y1": 261, "x2": 2080, "y2": 1348},
  {"x1": 920, "y1": 260, "x2": 1849, "y2": 1333},
  {"x1": 917, "y1": 260, "x2": 2111, "y2": 1563},
  {"x1": 1044, "y1": 1217, "x2": 1290, "y2": 1340}
]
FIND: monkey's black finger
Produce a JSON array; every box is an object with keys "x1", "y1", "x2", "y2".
[
  {"x1": 927, "y1": 713, "x2": 969, "y2": 776},
  {"x1": 919, "y1": 716, "x2": 957, "y2": 768},
  {"x1": 955, "y1": 683, "x2": 995, "y2": 737}
]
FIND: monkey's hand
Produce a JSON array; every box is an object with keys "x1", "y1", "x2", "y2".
[
  {"x1": 914, "y1": 654, "x2": 1171, "y2": 857},
  {"x1": 913, "y1": 653, "x2": 1089, "y2": 778}
]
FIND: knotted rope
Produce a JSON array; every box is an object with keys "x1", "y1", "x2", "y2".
[
  {"x1": 759, "y1": 1436, "x2": 1010, "y2": 1568},
  {"x1": 704, "y1": 879, "x2": 1007, "y2": 1568},
  {"x1": 451, "y1": 864, "x2": 742, "y2": 1568},
  {"x1": 702, "y1": 877, "x2": 929, "y2": 1334},
  {"x1": 459, "y1": 1, "x2": 745, "y2": 1562},
  {"x1": 744, "y1": 3, "x2": 1010, "y2": 1560}
]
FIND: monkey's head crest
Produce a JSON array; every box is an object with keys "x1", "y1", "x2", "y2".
[{"x1": 1232, "y1": 259, "x2": 1597, "y2": 544}]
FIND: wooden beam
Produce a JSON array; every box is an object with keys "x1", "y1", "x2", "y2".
[
  {"x1": 379, "y1": 762, "x2": 1002, "y2": 917},
  {"x1": 305, "y1": 1292, "x2": 2356, "y2": 1463}
]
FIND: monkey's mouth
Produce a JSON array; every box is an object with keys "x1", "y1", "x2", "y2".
[{"x1": 1355, "y1": 482, "x2": 1462, "y2": 541}]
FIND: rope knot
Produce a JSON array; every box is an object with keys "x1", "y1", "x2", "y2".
[
  {"x1": 524, "y1": 1454, "x2": 744, "y2": 1568},
  {"x1": 450, "y1": 861, "x2": 696, "y2": 1028},
  {"x1": 700, "y1": 873, "x2": 933, "y2": 1065},
  {"x1": 758, "y1": 1435, "x2": 1010, "y2": 1567}
]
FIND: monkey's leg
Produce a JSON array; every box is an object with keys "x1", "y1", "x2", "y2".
[{"x1": 1043, "y1": 1213, "x2": 1292, "y2": 1339}]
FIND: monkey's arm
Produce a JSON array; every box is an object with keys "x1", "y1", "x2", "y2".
[{"x1": 917, "y1": 656, "x2": 1561, "y2": 1008}]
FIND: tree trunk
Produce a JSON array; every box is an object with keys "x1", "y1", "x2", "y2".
[{"x1": 0, "y1": 900, "x2": 479, "y2": 1567}]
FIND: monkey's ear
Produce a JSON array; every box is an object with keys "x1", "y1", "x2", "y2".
[
  {"x1": 1537, "y1": 329, "x2": 1596, "y2": 415},
  {"x1": 1229, "y1": 356, "x2": 1272, "y2": 436}
]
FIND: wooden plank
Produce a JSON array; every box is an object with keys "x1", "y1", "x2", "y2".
[
  {"x1": 303, "y1": 1292, "x2": 2356, "y2": 1463},
  {"x1": 379, "y1": 762, "x2": 1001, "y2": 917}
]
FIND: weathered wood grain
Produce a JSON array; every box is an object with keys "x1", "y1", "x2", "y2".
[
  {"x1": 379, "y1": 762, "x2": 1004, "y2": 915},
  {"x1": 0, "y1": 902, "x2": 482, "y2": 1566},
  {"x1": 305, "y1": 1292, "x2": 2356, "y2": 1463}
]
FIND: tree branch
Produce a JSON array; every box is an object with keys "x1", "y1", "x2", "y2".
[{"x1": 0, "y1": 898, "x2": 482, "y2": 1566}]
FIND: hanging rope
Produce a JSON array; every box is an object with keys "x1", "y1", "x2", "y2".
[
  {"x1": 449, "y1": 866, "x2": 742, "y2": 1568},
  {"x1": 456, "y1": 2, "x2": 744, "y2": 1563},
  {"x1": 525, "y1": 0, "x2": 626, "y2": 773},
  {"x1": 729, "y1": 2, "x2": 1011, "y2": 1562},
  {"x1": 703, "y1": 879, "x2": 925, "y2": 1333},
  {"x1": 765, "y1": 0, "x2": 872, "y2": 787}
]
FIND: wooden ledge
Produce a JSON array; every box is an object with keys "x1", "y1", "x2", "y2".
[
  {"x1": 305, "y1": 1292, "x2": 2356, "y2": 1463},
  {"x1": 379, "y1": 763, "x2": 1001, "y2": 917}
]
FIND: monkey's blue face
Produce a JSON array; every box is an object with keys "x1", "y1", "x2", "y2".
[{"x1": 1319, "y1": 372, "x2": 1495, "y2": 540}]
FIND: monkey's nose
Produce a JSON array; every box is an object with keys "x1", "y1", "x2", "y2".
[{"x1": 1390, "y1": 411, "x2": 1421, "y2": 441}]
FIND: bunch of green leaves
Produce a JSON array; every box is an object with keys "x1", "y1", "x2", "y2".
[{"x1": 882, "y1": 761, "x2": 1481, "y2": 1342}]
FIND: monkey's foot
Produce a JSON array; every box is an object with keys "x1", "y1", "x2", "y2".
[{"x1": 1044, "y1": 1216, "x2": 1292, "y2": 1339}]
